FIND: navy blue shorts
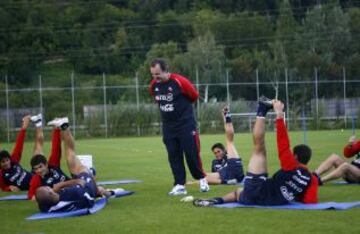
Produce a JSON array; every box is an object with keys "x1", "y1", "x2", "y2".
[
  {"x1": 74, "y1": 172, "x2": 97, "y2": 198},
  {"x1": 238, "y1": 172, "x2": 273, "y2": 205},
  {"x1": 219, "y1": 158, "x2": 244, "y2": 183}
]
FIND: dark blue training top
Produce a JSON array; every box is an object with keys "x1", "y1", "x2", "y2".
[
  {"x1": 2, "y1": 163, "x2": 32, "y2": 190},
  {"x1": 149, "y1": 73, "x2": 199, "y2": 137}
]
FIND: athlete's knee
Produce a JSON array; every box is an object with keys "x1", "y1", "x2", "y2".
[{"x1": 235, "y1": 188, "x2": 242, "y2": 201}]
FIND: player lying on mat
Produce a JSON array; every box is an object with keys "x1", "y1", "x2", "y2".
[
  {"x1": 35, "y1": 117, "x2": 120, "y2": 212},
  {"x1": 188, "y1": 106, "x2": 244, "y2": 185},
  {"x1": 193, "y1": 98, "x2": 318, "y2": 207},
  {"x1": 0, "y1": 116, "x2": 33, "y2": 192}
]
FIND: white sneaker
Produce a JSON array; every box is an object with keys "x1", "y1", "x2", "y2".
[
  {"x1": 30, "y1": 113, "x2": 43, "y2": 127},
  {"x1": 199, "y1": 178, "x2": 210, "y2": 192},
  {"x1": 30, "y1": 113, "x2": 42, "y2": 123},
  {"x1": 109, "y1": 188, "x2": 125, "y2": 198},
  {"x1": 168, "y1": 184, "x2": 187, "y2": 196},
  {"x1": 47, "y1": 117, "x2": 69, "y2": 128}
]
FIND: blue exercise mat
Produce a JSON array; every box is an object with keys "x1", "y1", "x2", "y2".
[
  {"x1": 332, "y1": 181, "x2": 360, "y2": 185},
  {"x1": 214, "y1": 201, "x2": 360, "y2": 210},
  {"x1": 97, "y1": 179, "x2": 142, "y2": 186},
  {"x1": 0, "y1": 194, "x2": 28, "y2": 201},
  {"x1": 26, "y1": 190, "x2": 134, "y2": 220}
]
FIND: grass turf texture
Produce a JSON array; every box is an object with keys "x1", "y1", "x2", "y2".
[{"x1": 1, "y1": 129, "x2": 360, "y2": 234}]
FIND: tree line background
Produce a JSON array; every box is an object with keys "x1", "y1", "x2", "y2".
[{"x1": 0, "y1": 0, "x2": 359, "y2": 138}]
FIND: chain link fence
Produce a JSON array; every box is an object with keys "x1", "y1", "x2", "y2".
[{"x1": 1, "y1": 67, "x2": 359, "y2": 141}]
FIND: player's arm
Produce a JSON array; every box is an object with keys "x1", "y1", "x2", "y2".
[
  {"x1": 172, "y1": 74, "x2": 199, "y2": 102},
  {"x1": 52, "y1": 179, "x2": 85, "y2": 193},
  {"x1": 11, "y1": 116, "x2": 30, "y2": 163},
  {"x1": 301, "y1": 174, "x2": 318, "y2": 204},
  {"x1": 343, "y1": 136, "x2": 360, "y2": 158},
  {"x1": 274, "y1": 101, "x2": 298, "y2": 171},
  {"x1": 28, "y1": 176, "x2": 41, "y2": 200},
  {"x1": 0, "y1": 172, "x2": 11, "y2": 192},
  {"x1": 47, "y1": 129, "x2": 62, "y2": 167}
]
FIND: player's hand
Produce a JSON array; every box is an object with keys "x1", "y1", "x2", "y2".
[
  {"x1": 77, "y1": 179, "x2": 86, "y2": 187},
  {"x1": 9, "y1": 185, "x2": 20, "y2": 192},
  {"x1": 22, "y1": 115, "x2": 31, "y2": 129},
  {"x1": 273, "y1": 100, "x2": 284, "y2": 117}
]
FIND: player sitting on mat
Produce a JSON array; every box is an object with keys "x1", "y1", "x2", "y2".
[
  {"x1": 188, "y1": 106, "x2": 244, "y2": 185},
  {"x1": 314, "y1": 135, "x2": 360, "y2": 184},
  {"x1": 193, "y1": 98, "x2": 318, "y2": 207},
  {"x1": 0, "y1": 116, "x2": 33, "y2": 192}
]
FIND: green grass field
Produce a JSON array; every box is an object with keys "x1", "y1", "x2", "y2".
[{"x1": 1, "y1": 129, "x2": 360, "y2": 234}]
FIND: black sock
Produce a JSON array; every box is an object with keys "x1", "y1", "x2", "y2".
[
  {"x1": 213, "y1": 197, "x2": 224, "y2": 204},
  {"x1": 257, "y1": 103, "x2": 269, "y2": 117},
  {"x1": 224, "y1": 113, "x2": 232, "y2": 123},
  {"x1": 313, "y1": 172, "x2": 323, "y2": 186},
  {"x1": 60, "y1": 123, "x2": 69, "y2": 131}
]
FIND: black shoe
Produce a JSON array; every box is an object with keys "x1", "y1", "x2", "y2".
[{"x1": 257, "y1": 96, "x2": 273, "y2": 117}]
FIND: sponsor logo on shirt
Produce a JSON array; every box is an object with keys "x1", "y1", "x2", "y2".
[
  {"x1": 155, "y1": 93, "x2": 173, "y2": 102},
  {"x1": 160, "y1": 104, "x2": 174, "y2": 112},
  {"x1": 280, "y1": 186, "x2": 294, "y2": 201}
]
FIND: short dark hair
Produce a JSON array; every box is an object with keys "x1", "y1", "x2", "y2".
[
  {"x1": 211, "y1": 143, "x2": 226, "y2": 152},
  {"x1": 293, "y1": 144, "x2": 312, "y2": 165},
  {"x1": 0, "y1": 150, "x2": 10, "y2": 161},
  {"x1": 150, "y1": 58, "x2": 169, "y2": 72},
  {"x1": 31, "y1": 154, "x2": 47, "y2": 168}
]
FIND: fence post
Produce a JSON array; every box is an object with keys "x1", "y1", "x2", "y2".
[
  {"x1": 5, "y1": 75, "x2": 10, "y2": 143},
  {"x1": 71, "y1": 71, "x2": 76, "y2": 138},
  {"x1": 135, "y1": 72, "x2": 140, "y2": 136},
  {"x1": 285, "y1": 68, "x2": 290, "y2": 130},
  {"x1": 226, "y1": 69, "x2": 230, "y2": 105},
  {"x1": 256, "y1": 68, "x2": 259, "y2": 100},
  {"x1": 314, "y1": 67, "x2": 319, "y2": 130},
  {"x1": 343, "y1": 66, "x2": 347, "y2": 128},
  {"x1": 39, "y1": 75, "x2": 43, "y2": 114},
  {"x1": 102, "y1": 72, "x2": 108, "y2": 138}
]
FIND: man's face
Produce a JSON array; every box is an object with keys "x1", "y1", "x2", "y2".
[
  {"x1": 150, "y1": 64, "x2": 168, "y2": 82},
  {"x1": 213, "y1": 148, "x2": 225, "y2": 160},
  {"x1": 33, "y1": 163, "x2": 49, "y2": 177},
  {"x1": 0, "y1": 157, "x2": 11, "y2": 170}
]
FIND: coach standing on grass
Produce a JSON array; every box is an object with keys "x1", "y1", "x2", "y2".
[{"x1": 149, "y1": 58, "x2": 209, "y2": 195}]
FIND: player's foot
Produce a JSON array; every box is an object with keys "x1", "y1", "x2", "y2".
[
  {"x1": 193, "y1": 198, "x2": 217, "y2": 207},
  {"x1": 257, "y1": 95, "x2": 273, "y2": 117},
  {"x1": 168, "y1": 184, "x2": 187, "y2": 196},
  {"x1": 47, "y1": 117, "x2": 69, "y2": 130},
  {"x1": 199, "y1": 178, "x2": 210, "y2": 192},
  {"x1": 31, "y1": 113, "x2": 43, "y2": 127},
  {"x1": 109, "y1": 188, "x2": 125, "y2": 198},
  {"x1": 312, "y1": 172, "x2": 323, "y2": 186},
  {"x1": 222, "y1": 106, "x2": 232, "y2": 123}
]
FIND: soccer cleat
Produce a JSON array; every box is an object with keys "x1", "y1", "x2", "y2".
[
  {"x1": 30, "y1": 113, "x2": 43, "y2": 127},
  {"x1": 47, "y1": 117, "x2": 69, "y2": 128},
  {"x1": 168, "y1": 184, "x2": 187, "y2": 196},
  {"x1": 193, "y1": 198, "x2": 217, "y2": 207},
  {"x1": 199, "y1": 178, "x2": 210, "y2": 192}
]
